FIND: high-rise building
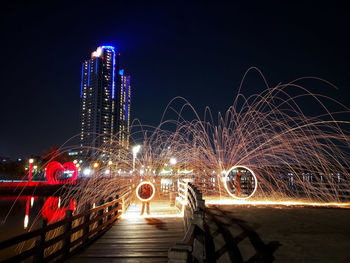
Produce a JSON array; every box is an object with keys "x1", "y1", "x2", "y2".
[
  {"x1": 117, "y1": 69, "x2": 131, "y2": 149},
  {"x1": 79, "y1": 45, "x2": 131, "y2": 156}
]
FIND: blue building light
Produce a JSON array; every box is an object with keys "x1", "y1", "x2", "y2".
[
  {"x1": 101, "y1": 45, "x2": 115, "y2": 51},
  {"x1": 112, "y1": 50, "x2": 116, "y2": 99},
  {"x1": 119, "y1": 69, "x2": 124, "y2": 76},
  {"x1": 95, "y1": 58, "x2": 98, "y2": 73}
]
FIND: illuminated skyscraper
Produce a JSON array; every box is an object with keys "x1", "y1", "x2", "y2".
[
  {"x1": 79, "y1": 46, "x2": 131, "y2": 156},
  {"x1": 117, "y1": 69, "x2": 131, "y2": 149}
]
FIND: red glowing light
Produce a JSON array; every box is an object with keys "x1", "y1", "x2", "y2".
[
  {"x1": 45, "y1": 161, "x2": 78, "y2": 184},
  {"x1": 41, "y1": 197, "x2": 76, "y2": 223}
]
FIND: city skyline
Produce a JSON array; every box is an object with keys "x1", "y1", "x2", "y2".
[
  {"x1": 0, "y1": 3, "x2": 350, "y2": 262},
  {"x1": 79, "y1": 45, "x2": 131, "y2": 157},
  {"x1": 1, "y1": 1, "x2": 349, "y2": 158}
]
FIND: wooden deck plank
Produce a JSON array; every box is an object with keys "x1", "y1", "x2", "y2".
[{"x1": 67, "y1": 216, "x2": 184, "y2": 263}]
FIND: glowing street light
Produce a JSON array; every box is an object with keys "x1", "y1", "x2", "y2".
[
  {"x1": 108, "y1": 160, "x2": 113, "y2": 177},
  {"x1": 83, "y1": 168, "x2": 91, "y2": 176},
  {"x1": 170, "y1": 157, "x2": 177, "y2": 165},
  {"x1": 93, "y1": 162, "x2": 99, "y2": 177},
  {"x1": 132, "y1": 145, "x2": 141, "y2": 171},
  {"x1": 28, "y1": 159, "x2": 34, "y2": 184}
]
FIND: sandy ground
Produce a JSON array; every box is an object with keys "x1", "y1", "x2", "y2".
[{"x1": 206, "y1": 205, "x2": 350, "y2": 263}]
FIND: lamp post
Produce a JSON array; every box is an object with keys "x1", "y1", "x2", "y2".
[
  {"x1": 108, "y1": 160, "x2": 113, "y2": 178},
  {"x1": 28, "y1": 159, "x2": 34, "y2": 184},
  {"x1": 170, "y1": 157, "x2": 177, "y2": 176},
  {"x1": 93, "y1": 162, "x2": 99, "y2": 177},
  {"x1": 132, "y1": 145, "x2": 141, "y2": 172}
]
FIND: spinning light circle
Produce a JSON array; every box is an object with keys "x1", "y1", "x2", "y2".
[
  {"x1": 136, "y1": 181, "x2": 155, "y2": 202},
  {"x1": 224, "y1": 165, "x2": 258, "y2": 200}
]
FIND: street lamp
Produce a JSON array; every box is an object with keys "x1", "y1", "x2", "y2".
[
  {"x1": 170, "y1": 157, "x2": 177, "y2": 165},
  {"x1": 93, "y1": 162, "x2": 99, "y2": 177},
  {"x1": 108, "y1": 160, "x2": 113, "y2": 178},
  {"x1": 28, "y1": 159, "x2": 34, "y2": 184},
  {"x1": 83, "y1": 168, "x2": 91, "y2": 176},
  {"x1": 132, "y1": 145, "x2": 141, "y2": 171}
]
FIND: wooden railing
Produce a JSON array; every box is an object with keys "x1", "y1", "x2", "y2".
[
  {"x1": 0, "y1": 190, "x2": 132, "y2": 263},
  {"x1": 169, "y1": 181, "x2": 207, "y2": 263}
]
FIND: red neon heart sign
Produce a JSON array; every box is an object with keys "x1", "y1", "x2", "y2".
[{"x1": 46, "y1": 161, "x2": 78, "y2": 184}]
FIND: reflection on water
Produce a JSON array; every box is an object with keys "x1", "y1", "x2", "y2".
[
  {"x1": 0, "y1": 195, "x2": 76, "y2": 242},
  {"x1": 42, "y1": 197, "x2": 76, "y2": 223}
]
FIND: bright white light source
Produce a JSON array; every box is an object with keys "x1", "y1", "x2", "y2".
[
  {"x1": 83, "y1": 168, "x2": 91, "y2": 176},
  {"x1": 92, "y1": 46, "x2": 103, "y2": 57},
  {"x1": 133, "y1": 145, "x2": 141, "y2": 155},
  {"x1": 170, "y1": 158, "x2": 177, "y2": 165},
  {"x1": 24, "y1": 215, "x2": 29, "y2": 229}
]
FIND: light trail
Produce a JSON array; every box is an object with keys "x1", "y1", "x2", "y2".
[
  {"x1": 9, "y1": 71, "x2": 350, "y2": 257},
  {"x1": 205, "y1": 198, "x2": 350, "y2": 208}
]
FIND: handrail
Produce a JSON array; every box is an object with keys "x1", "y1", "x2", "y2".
[
  {"x1": 0, "y1": 194, "x2": 126, "y2": 263},
  {"x1": 169, "y1": 181, "x2": 206, "y2": 263}
]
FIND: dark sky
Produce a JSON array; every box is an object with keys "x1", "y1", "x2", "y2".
[{"x1": 1, "y1": 1, "x2": 349, "y2": 158}]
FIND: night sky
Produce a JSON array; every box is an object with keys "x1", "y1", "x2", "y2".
[{"x1": 1, "y1": 1, "x2": 349, "y2": 158}]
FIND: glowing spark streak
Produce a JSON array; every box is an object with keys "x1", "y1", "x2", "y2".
[{"x1": 205, "y1": 199, "x2": 350, "y2": 208}]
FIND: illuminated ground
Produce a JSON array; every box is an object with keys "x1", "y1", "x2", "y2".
[
  {"x1": 122, "y1": 198, "x2": 182, "y2": 219},
  {"x1": 68, "y1": 199, "x2": 183, "y2": 262},
  {"x1": 206, "y1": 205, "x2": 350, "y2": 262}
]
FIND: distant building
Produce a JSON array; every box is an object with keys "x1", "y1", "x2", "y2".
[
  {"x1": 117, "y1": 69, "x2": 131, "y2": 149},
  {"x1": 79, "y1": 46, "x2": 131, "y2": 156}
]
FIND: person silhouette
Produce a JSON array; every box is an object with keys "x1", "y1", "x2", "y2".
[
  {"x1": 139, "y1": 183, "x2": 152, "y2": 215},
  {"x1": 234, "y1": 171, "x2": 242, "y2": 197}
]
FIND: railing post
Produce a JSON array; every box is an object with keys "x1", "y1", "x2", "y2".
[
  {"x1": 98, "y1": 199, "x2": 104, "y2": 228},
  {"x1": 34, "y1": 218, "x2": 47, "y2": 263},
  {"x1": 122, "y1": 196, "x2": 125, "y2": 214},
  {"x1": 83, "y1": 203, "x2": 91, "y2": 242},
  {"x1": 107, "y1": 197, "x2": 113, "y2": 221},
  {"x1": 115, "y1": 195, "x2": 119, "y2": 217},
  {"x1": 62, "y1": 209, "x2": 73, "y2": 258}
]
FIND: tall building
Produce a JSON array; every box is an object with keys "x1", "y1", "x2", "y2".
[
  {"x1": 79, "y1": 45, "x2": 131, "y2": 156},
  {"x1": 117, "y1": 69, "x2": 131, "y2": 149}
]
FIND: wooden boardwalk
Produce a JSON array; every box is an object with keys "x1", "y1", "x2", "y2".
[{"x1": 68, "y1": 200, "x2": 184, "y2": 263}]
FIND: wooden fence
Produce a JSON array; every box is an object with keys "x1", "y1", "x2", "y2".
[
  {"x1": 0, "y1": 189, "x2": 132, "y2": 263},
  {"x1": 169, "y1": 181, "x2": 207, "y2": 263}
]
